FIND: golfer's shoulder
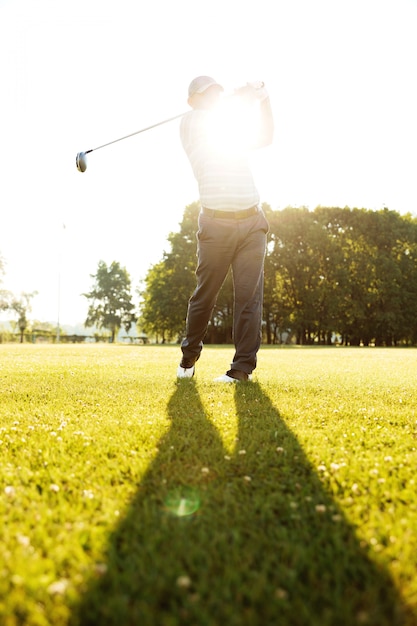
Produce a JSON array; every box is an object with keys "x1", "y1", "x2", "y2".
[
  {"x1": 180, "y1": 110, "x2": 205, "y2": 142},
  {"x1": 181, "y1": 109, "x2": 204, "y2": 127}
]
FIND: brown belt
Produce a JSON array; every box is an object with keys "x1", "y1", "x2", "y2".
[{"x1": 201, "y1": 206, "x2": 259, "y2": 220}]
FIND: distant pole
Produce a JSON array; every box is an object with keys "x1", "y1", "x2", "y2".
[
  {"x1": 57, "y1": 270, "x2": 61, "y2": 343},
  {"x1": 56, "y1": 223, "x2": 66, "y2": 343}
]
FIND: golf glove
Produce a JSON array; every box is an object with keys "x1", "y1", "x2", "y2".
[{"x1": 247, "y1": 81, "x2": 269, "y2": 101}]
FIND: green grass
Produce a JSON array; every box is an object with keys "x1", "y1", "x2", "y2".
[{"x1": 1, "y1": 344, "x2": 417, "y2": 625}]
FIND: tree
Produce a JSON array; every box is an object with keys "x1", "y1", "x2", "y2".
[
  {"x1": 0, "y1": 259, "x2": 37, "y2": 341},
  {"x1": 0, "y1": 253, "x2": 9, "y2": 312},
  {"x1": 139, "y1": 203, "x2": 200, "y2": 342},
  {"x1": 9, "y1": 292, "x2": 37, "y2": 343},
  {"x1": 139, "y1": 202, "x2": 236, "y2": 343},
  {"x1": 139, "y1": 260, "x2": 180, "y2": 343},
  {"x1": 267, "y1": 206, "x2": 417, "y2": 346},
  {"x1": 268, "y1": 207, "x2": 331, "y2": 344},
  {"x1": 318, "y1": 207, "x2": 417, "y2": 346},
  {"x1": 83, "y1": 261, "x2": 136, "y2": 342}
]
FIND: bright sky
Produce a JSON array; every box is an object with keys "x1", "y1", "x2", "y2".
[{"x1": 1, "y1": 0, "x2": 416, "y2": 325}]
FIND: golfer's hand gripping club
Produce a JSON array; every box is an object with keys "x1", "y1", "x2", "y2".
[{"x1": 233, "y1": 81, "x2": 268, "y2": 101}]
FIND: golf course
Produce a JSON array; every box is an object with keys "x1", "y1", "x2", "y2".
[{"x1": 1, "y1": 344, "x2": 416, "y2": 625}]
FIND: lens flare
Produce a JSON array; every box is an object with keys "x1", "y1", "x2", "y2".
[{"x1": 164, "y1": 488, "x2": 200, "y2": 517}]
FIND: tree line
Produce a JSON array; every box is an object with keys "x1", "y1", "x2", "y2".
[
  {"x1": 3, "y1": 205, "x2": 417, "y2": 346},
  {"x1": 140, "y1": 204, "x2": 417, "y2": 346}
]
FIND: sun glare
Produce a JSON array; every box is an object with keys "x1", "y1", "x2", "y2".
[{"x1": 207, "y1": 96, "x2": 260, "y2": 157}]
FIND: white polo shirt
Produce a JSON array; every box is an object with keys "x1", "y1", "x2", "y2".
[{"x1": 180, "y1": 109, "x2": 260, "y2": 212}]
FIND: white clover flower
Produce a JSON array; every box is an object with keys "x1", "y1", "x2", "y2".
[
  {"x1": 176, "y1": 575, "x2": 192, "y2": 588},
  {"x1": 315, "y1": 504, "x2": 326, "y2": 513},
  {"x1": 47, "y1": 579, "x2": 69, "y2": 595},
  {"x1": 16, "y1": 534, "x2": 30, "y2": 547},
  {"x1": 244, "y1": 476, "x2": 252, "y2": 482},
  {"x1": 201, "y1": 467, "x2": 210, "y2": 474},
  {"x1": 238, "y1": 450, "x2": 246, "y2": 455},
  {"x1": 49, "y1": 484, "x2": 60, "y2": 493}
]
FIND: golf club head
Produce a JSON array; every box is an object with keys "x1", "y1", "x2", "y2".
[{"x1": 76, "y1": 152, "x2": 87, "y2": 173}]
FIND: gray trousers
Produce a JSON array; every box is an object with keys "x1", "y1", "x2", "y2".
[{"x1": 181, "y1": 208, "x2": 269, "y2": 374}]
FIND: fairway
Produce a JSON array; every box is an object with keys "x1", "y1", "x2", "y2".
[{"x1": 1, "y1": 344, "x2": 416, "y2": 625}]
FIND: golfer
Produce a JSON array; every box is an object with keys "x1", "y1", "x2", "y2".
[{"x1": 177, "y1": 76, "x2": 274, "y2": 382}]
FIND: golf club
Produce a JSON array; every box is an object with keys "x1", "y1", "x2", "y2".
[
  {"x1": 76, "y1": 111, "x2": 187, "y2": 173},
  {"x1": 75, "y1": 82, "x2": 265, "y2": 173}
]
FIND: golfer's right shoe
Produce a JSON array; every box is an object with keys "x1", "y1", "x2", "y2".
[
  {"x1": 214, "y1": 370, "x2": 252, "y2": 383},
  {"x1": 177, "y1": 364, "x2": 195, "y2": 379},
  {"x1": 213, "y1": 373, "x2": 240, "y2": 383}
]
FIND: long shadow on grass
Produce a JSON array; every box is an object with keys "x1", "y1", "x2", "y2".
[{"x1": 71, "y1": 381, "x2": 412, "y2": 626}]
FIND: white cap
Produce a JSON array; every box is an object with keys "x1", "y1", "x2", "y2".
[{"x1": 188, "y1": 76, "x2": 223, "y2": 98}]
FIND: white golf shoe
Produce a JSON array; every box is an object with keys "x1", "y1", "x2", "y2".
[
  {"x1": 214, "y1": 370, "x2": 252, "y2": 383},
  {"x1": 177, "y1": 365, "x2": 195, "y2": 379}
]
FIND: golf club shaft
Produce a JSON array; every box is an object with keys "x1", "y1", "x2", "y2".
[
  {"x1": 85, "y1": 112, "x2": 187, "y2": 155},
  {"x1": 83, "y1": 84, "x2": 263, "y2": 154}
]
